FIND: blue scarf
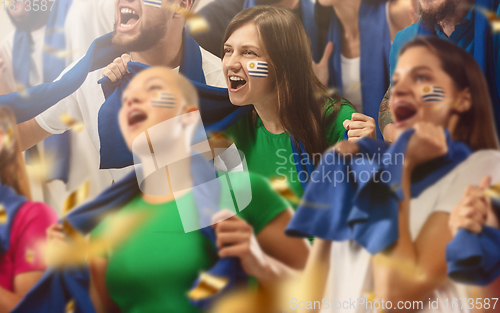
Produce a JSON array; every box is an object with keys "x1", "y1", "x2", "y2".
[
  {"x1": 286, "y1": 129, "x2": 472, "y2": 254},
  {"x1": 417, "y1": 0, "x2": 500, "y2": 137},
  {"x1": 13, "y1": 0, "x2": 73, "y2": 182},
  {"x1": 0, "y1": 32, "x2": 251, "y2": 170},
  {"x1": 243, "y1": 0, "x2": 321, "y2": 62},
  {"x1": 0, "y1": 183, "x2": 27, "y2": 256},
  {"x1": 12, "y1": 152, "x2": 248, "y2": 312},
  {"x1": 446, "y1": 199, "x2": 500, "y2": 286},
  {"x1": 327, "y1": 0, "x2": 390, "y2": 140}
]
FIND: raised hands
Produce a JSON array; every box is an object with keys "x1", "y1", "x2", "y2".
[
  {"x1": 344, "y1": 112, "x2": 377, "y2": 141},
  {"x1": 449, "y1": 176, "x2": 499, "y2": 236},
  {"x1": 102, "y1": 54, "x2": 131, "y2": 82}
]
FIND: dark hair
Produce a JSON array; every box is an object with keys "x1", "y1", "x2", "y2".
[
  {"x1": 0, "y1": 106, "x2": 31, "y2": 198},
  {"x1": 222, "y1": 6, "x2": 348, "y2": 163},
  {"x1": 399, "y1": 37, "x2": 499, "y2": 151}
]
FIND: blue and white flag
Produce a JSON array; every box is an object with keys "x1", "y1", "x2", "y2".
[
  {"x1": 151, "y1": 92, "x2": 176, "y2": 108},
  {"x1": 247, "y1": 61, "x2": 268, "y2": 78},
  {"x1": 422, "y1": 86, "x2": 445, "y2": 102},
  {"x1": 143, "y1": 0, "x2": 162, "y2": 8}
]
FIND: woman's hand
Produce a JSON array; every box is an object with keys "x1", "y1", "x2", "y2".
[
  {"x1": 405, "y1": 122, "x2": 448, "y2": 169},
  {"x1": 344, "y1": 113, "x2": 377, "y2": 141},
  {"x1": 212, "y1": 210, "x2": 269, "y2": 278},
  {"x1": 102, "y1": 54, "x2": 131, "y2": 82},
  {"x1": 449, "y1": 176, "x2": 499, "y2": 236}
]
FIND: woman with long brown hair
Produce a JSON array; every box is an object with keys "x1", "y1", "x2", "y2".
[
  {"x1": 291, "y1": 37, "x2": 500, "y2": 313},
  {"x1": 0, "y1": 106, "x2": 57, "y2": 312},
  {"x1": 222, "y1": 5, "x2": 376, "y2": 202}
]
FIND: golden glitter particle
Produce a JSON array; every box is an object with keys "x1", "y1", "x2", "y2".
[
  {"x1": 43, "y1": 45, "x2": 79, "y2": 59},
  {"x1": 15, "y1": 82, "x2": 29, "y2": 98},
  {"x1": 0, "y1": 204, "x2": 7, "y2": 224},
  {"x1": 3, "y1": 126, "x2": 14, "y2": 148},
  {"x1": 188, "y1": 272, "x2": 229, "y2": 301},
  {"x1": 25, "y1": 249, "x2": 35, "y2": 264},
  {"x1": 62, "y1": 181, "x2": 90, "y2": 215},
  {"x1": 486, "y1": 182, "x2": 500, "y2": 199},
  {"x1": 60, "y1": 113, "x2": 85, "y2": 133},
  {"x1": 66, "y1": 299, "x2": 75, "y2": 313}
]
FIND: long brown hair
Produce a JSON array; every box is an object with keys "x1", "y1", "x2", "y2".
[
  {"x1": 399, "y1": 37, "x2": 499, "y2": 151},
  {"x1": 0, "y1": 106, "x2": 31, "y2": 198},
  {"x1": 222, "y1": 6, "x2": 348, "y2": 164}
]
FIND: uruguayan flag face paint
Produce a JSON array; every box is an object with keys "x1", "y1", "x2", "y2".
[
  {"x1": 422, "y1": 86, "x2": 445, "y2": 102},
  {"x1": 151, "y1": 92, "x2": 176, "y2": 108},
  {"x1": 143, "y1": 0, "x2": 162, "y2": 8},
  {"x1": 247, "y1": 61, "x2": 269, "y2": 78}
]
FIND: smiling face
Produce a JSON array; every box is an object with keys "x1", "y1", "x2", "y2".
[
  {"x1": 119, "y1": 68, "x2": 196, "y2": 149},
  {"x1": 222, "y1": 23, "x2": 276, "y2": 107},
  {"x1": 112, "y1": 0, "x2": 173, "y2": 52},
  {"x1": 390, "y1": 46, "x2": 471, "y2": 139}
]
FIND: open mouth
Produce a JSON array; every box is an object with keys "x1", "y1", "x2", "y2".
[
  {"x1": 120, "y1": 7, "x2": 140, "y2": 29},
  {"x1": 393, "y1": 102, "x2": 418, "y2": 124},
  {"x1": 229, "y1": 76, "x2": 247, "y2": 91},
  {"x1": 128, "y1": 109, "x2": 147, "y2": 127}
]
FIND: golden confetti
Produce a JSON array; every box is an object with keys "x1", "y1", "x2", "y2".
[
  {"x1": 66, "y1": 299, "x2": 75, "y2": 313},
  {"x1": 476, "y1": 7, "x2": 500, "y2": 33},
  {"x1": 315, "y1": 88, "x2": 338, "y2": 99},
  {"x1": 26, "y1": 154, "x2": 54, "y2": 183},
  {"x1": 62, "y1": 181, "x2": 90, "y2": 215},
  {"x1": 45, "y1": 27, "x2": 65, "y2": 35},
  {"x1": 43, "y1": 45, "x2": 79, "y2": 59},
  {"x1": 44, "y1": 210, "x2": 152, "y2": 268},
  {"x1": 0, "y1": 204, "x2": 7, "y2": 224},
  {"x1": 270, "y1": 177, "x2": 301, "y2": 205},
  {"x1": 373, "y1": 254, "x2": 426, "y2": 282},
  {"x1": 348, "y1": 82, "x2": 361, "y2": 92},
  {"x1": 60, "y1": 113, "x2": 85, "y2": 133},
  {"x1": 486, "y1": 182, "x2": 500, "y2": 199},
  {"x1": 163, "y1": 4, "x2": 210, "y2": 34},
  {"x1": 63, "y1": 219, "x2": 85, "y2": 243},
  {"x1": 3, "y1": 126, "x2": 14, "y2": 148},
  {"x1": 186, "y1": 16, "x2": 210, "y2": 34},
  {"x1": 15, "y1": 82, "x2": 29, "y2": 98},
  {"x1": 188, "y1": 272, "x2": 229, "y2": 301},
  {"x1": 25, "y1": 249, "x2": 35, "y2": 264}
]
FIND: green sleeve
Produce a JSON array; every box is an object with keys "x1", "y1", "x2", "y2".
[
  {"x1": 325, "y1": 99, "x2": 357, "y2": 146},
  {"x1": 235, "y1": 173, "x2": 290, "y2": 235}
]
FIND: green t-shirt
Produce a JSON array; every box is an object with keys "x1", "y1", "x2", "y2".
[
  {"x1": 224, "y1": 99, "x2": 356, "y2": 200},
  {"x1": 91, "y1": 172, "x2": 289, "y2": 313}
]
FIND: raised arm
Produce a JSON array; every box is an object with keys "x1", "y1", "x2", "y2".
[
  {"x1": 379, "y1": 87, "x2": 397, "y2": 143},
  {"x1": 214, "y1": 209, "x2": 310, "y2": 289},
  {"x1": 17, "y1": 118, "x2": 51, "y2": 151},
  {"x1": 388, "y1": 0, "x2": 414, "y2": 40},
  {"x1": 373, "y1": 123, "x2": 451, "y2": 305}
]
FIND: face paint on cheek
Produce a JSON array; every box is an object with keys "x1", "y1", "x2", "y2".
[
  {"x1": 151, "y1": 92, "x2": 177, "y2": 109},
  {"x1": 247, "y1": 61, "x2": 269, "y2": 78},
  {"x1": 421, "y1": 86, "x2": 446, "y2": 110},
  {"x1": 143, "y1": 0, "x2": 162, "y2": 8}
]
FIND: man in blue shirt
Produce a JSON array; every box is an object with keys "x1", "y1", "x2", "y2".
[{"x1": 379, "y1": 0, "x2": 500, "y2": 142}]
